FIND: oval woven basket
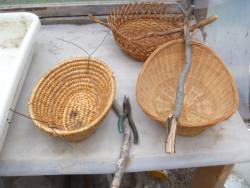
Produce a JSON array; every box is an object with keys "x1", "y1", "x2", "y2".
[
  {"x1": 90, "y1": 2, "x2": 183, "y2": 61},
  {"x1": 136, "y1": 40, "x2": 239, "y2": 136},
  {"x1": 29, "y1": 57, "x2": 115, "y2": 141}
]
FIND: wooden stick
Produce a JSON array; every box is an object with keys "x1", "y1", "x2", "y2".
[
  {"x1": 165, "y1": 6, "x2": 193, "y2": 154},
  {"x1": 88, "y1": 14, "x2": 111, "y2": 29},
  {"x1": 174, "y1": 11, "x2": 192, "y2": 118},
  {"x1": 192, "y1": 15, "x2": 217, "y2": 32},
  {"x1": 165, "y1": 115, "x2": 177, "y2": 153},
  {"x1": 134, "y1": 15, "x2": 218, "y2": 40},
  {"x1": 111, "y1": 100, "x2": 132, "y2": 188}
]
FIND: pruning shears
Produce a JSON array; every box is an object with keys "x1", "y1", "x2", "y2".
[{"x1": 118, "y1": 96, "x2": 139, "y2": 144}]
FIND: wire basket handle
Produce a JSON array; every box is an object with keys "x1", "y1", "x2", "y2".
[{"x1": 88, "y1": 14, "x2": 111, "y2": 29}]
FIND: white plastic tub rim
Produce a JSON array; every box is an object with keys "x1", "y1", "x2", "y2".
[{"x1": 0, "y1": 12, "x2": 40, "y2": 151}]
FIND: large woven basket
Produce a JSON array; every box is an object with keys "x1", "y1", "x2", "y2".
[
  {"x1": 136, "y1": 40, "x2": 239, "y2": 136},
  {"x1": 90, "y1": 2, "x2": 183, "y2": 61},
  {"x1": 29, "y1": 57, "x2": 115, "y2": 141}
]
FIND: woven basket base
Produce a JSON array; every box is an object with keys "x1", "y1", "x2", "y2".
[
  {"x1": 119, "y1": 19, "x2": 182, "y2": 50},
  {"x1": 62, "y1": 124, "x2": 97, "y2": 142},
  {"x1": 177, "y1": 126, "x2": 206, "y2": 136},
  {"x1": 153, "y1": 80, "x2": 217, "y2": 127},
  {"x1": 115, "y1": 19, "x2": 182, "y2": 61}
]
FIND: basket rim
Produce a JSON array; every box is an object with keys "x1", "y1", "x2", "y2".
[
  {"x1": 109, "y1": 15, "x2": 183, "y2": 41},
  {"x1": 109, "y1": 17, "x2": 183, "y2": 62},
  {"x1": 29, "y1": 57, "x2": 116, "y2": 136},
  {"x1": 107, "y1": 3, "x2": 184, "y2": 44},
  {"x1": 136, "y1": 39, "x2": 239, "y2": 128}
]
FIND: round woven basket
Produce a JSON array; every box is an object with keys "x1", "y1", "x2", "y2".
[
  {"x1": 136, "y1": 40, "x2": 239, "y2": 136},
  {"x1": 90, "y1": 2, "x2": 183, "y2": 61},
  {"x1": 29, "y1": 57, "x2": 115, "y2": 141}
]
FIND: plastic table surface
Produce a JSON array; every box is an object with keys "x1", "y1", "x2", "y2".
[{"x1": 0, "y1": 24, "x2": 249, "y2": 176}]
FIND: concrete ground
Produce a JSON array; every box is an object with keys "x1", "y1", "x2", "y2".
[
  {"x1": 0, "y1": 169, "x2": 194, "y2": 188},
  {"x1": 0, "y1": 168, "x2": 249, "y2": 188},
  {"x1": 233, "y1": 163, "x2": 250, "y2": 188}
]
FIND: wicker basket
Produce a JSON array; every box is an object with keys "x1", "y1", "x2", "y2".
[
  {"x1": 29, "y1": 57, "x2": 115, "y2": 141},
  {"x1": 136, "y1": 40, "x2": 239, "y2": 136},
  {"x1": 90, "y1": 2, "x2": 184, "y2": 61}
]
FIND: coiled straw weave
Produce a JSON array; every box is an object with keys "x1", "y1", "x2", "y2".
[
  {"x1": 29, "y1": 57, "x2": 115, "y2": 141},
  {"x1": 136, "y1": 40, "x2": 239, "y2": 136}
]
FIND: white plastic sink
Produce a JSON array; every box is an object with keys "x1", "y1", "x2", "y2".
[{"x1": 0, "y1": 12, "x2": 40, "y2": 151}]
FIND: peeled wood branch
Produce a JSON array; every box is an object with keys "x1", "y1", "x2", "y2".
[
  {"x1": 174, "y1": 17, "x2": 192, "y2": 118},
  {"x1": 134, "y1": 15, "x2": 218, "y2": 40},
  {"x1": 165, "y1": 114, "x2": 177, "y2": 154},
  {"x1": 111, "y1": 100, "x2": 132, "y2": 188},
  {"x1": 165, "y1": 7, "x2": 193, "y2": 154}
]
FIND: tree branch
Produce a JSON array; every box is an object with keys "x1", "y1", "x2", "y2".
[
  {"x1": 111, "y1": 100, "x2": 132, "y2": 188},
  {"x1": 134, "y1": 15, "x2": 218, "y2": 40},
  {"x1": 165, "y1": 5, "x2": 193, "y2": 154}
]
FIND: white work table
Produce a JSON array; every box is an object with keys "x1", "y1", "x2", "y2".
[{"x1": 0, "y1": 24, "x2": 249, "y2": 177}]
